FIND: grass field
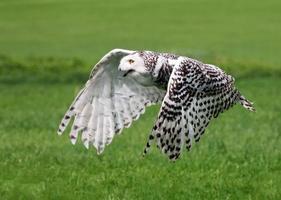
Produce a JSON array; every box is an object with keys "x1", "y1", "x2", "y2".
[
  {"x1": 0, "y1": 0, "x2": 281, "y2": 199},
  {"x1": 0, "y1": 77, "x2": 280, "y2": 199}
]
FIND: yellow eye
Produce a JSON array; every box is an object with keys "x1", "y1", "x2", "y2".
[{"x1": 128, "y1": 59, "x2": 134, "y2": 64}]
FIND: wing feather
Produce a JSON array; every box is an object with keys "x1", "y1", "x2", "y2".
[
  {"x1": 58, "y1": 49, "x2": 166, "y2": 154},
  {"x1": 144, "y1": 57, "x2": 244, "y2": 160},
  {"x1": 86, "y1": 97, "x2": 99, "y2": 147},
  {"x1": 112, "y1": 96, "x2": 124, "y2": 134}
]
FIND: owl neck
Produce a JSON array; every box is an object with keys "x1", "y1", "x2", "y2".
[
  {"x1": 139, "y1": 51, "x2": 178, "y2": 88},
  {"x1": 151, "y1": 56, "x2": 176, "y2": 87}
]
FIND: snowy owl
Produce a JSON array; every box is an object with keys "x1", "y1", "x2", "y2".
[{"x1": 58, "y1": 49, "x2": 255, "y2": 161}]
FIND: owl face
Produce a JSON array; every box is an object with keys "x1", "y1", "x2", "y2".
[
  {"x1": 118, "y1": 53, "x2": 149, "y2": 77},
  {"x1": 118, "y1": 53, "x2": 155, "y2": 85}
]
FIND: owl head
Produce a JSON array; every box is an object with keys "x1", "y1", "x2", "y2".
[
  {"x1": 118, "y1": 53, "x2": 150, "y2": 77},
  {"x1": 118, "y1": 52, "x2": 156, "y2": 85}
]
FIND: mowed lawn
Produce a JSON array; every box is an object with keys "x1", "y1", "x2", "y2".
[
  {"x1": 0, "y1": 77, "x2": 280, "y2": 199},
  {"x1": 0, "y1": 0, "x2": 281, "y2": 199}
]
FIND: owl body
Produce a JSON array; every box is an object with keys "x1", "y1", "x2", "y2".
[{"x1": 58, "y1": 49, "x2": 254, "y2": 160}]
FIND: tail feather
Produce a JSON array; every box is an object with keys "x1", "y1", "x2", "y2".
[{"x1": 239, "y1": 95, "x2": 255, "y2": 112}]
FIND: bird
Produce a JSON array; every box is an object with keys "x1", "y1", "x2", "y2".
[{"x1": 57, "y1": 48, "x2": 255, "y2": 161}]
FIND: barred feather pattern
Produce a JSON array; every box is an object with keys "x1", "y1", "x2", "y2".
[
  {"x1": 58, "y1": 49, "x2": 254, "y2": 160},
  {"x1": 143, "y1": 57, "x2": 254, "y2": 160}
]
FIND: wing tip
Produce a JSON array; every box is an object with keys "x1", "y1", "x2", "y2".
[
  {"x1": 96, "y1": 148, "x2": 105, "y2": 155},
  {"x1": 70, "y1": 134, "x2": 77, "y2": 145},
  {"x1": 239, "y1": 95, "x2": 256, "y2": 112},
  {"x1": 83, "y1": 141, "x2": 89, "y2": 149},
  {"x1": 70, "y1": 139, "x2": 76, "y2": 145},
  {"x1": 57, "y1": 129, "x2": 63, "y2": 135}
]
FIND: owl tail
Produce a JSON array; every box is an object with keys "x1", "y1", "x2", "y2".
[{"x1": 239, "y1": 95, "x2": 255, "y2": 112}]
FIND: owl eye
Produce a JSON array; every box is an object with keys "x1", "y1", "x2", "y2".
[{"x1": 128, "y1": 59, "x2": 135, "y2": 64}]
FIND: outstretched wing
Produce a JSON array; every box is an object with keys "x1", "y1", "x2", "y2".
[
  {"x1": 144, "y1": 57, "x2": 241, "y2": 160},
  {"x1": 58, "y1": 49, "x2": 166, "y2": 154}
]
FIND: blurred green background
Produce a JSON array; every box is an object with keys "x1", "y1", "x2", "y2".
[{"x1": 0, "y1": 0, "x2": 280, "y2": 199}]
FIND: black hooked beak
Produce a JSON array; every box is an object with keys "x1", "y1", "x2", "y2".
[{"x1": 123, "y1": 69, "x2": 135, "y2": 77}]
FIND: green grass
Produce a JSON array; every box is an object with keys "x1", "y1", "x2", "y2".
[
  {"x1": 0, "y1": 0, "x2": 281, "y2": 199},
  {"x1": 0, "y1": 77, "x2": 280, "y2": 199},
  {"x1": 0, "y1": 0, "x2": 281, "y2": 67}
]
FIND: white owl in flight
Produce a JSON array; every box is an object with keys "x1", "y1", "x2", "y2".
[{"x1": 58, "y1": 49, "x2": 255, "y2": 161}]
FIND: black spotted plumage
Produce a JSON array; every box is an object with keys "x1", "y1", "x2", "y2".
[
  {"x1": 58, "y1": 48, "x2": 255, "y2": 161},
  {"x1": 143, "y1": 56, "x2": 255, "y2": 160}
]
